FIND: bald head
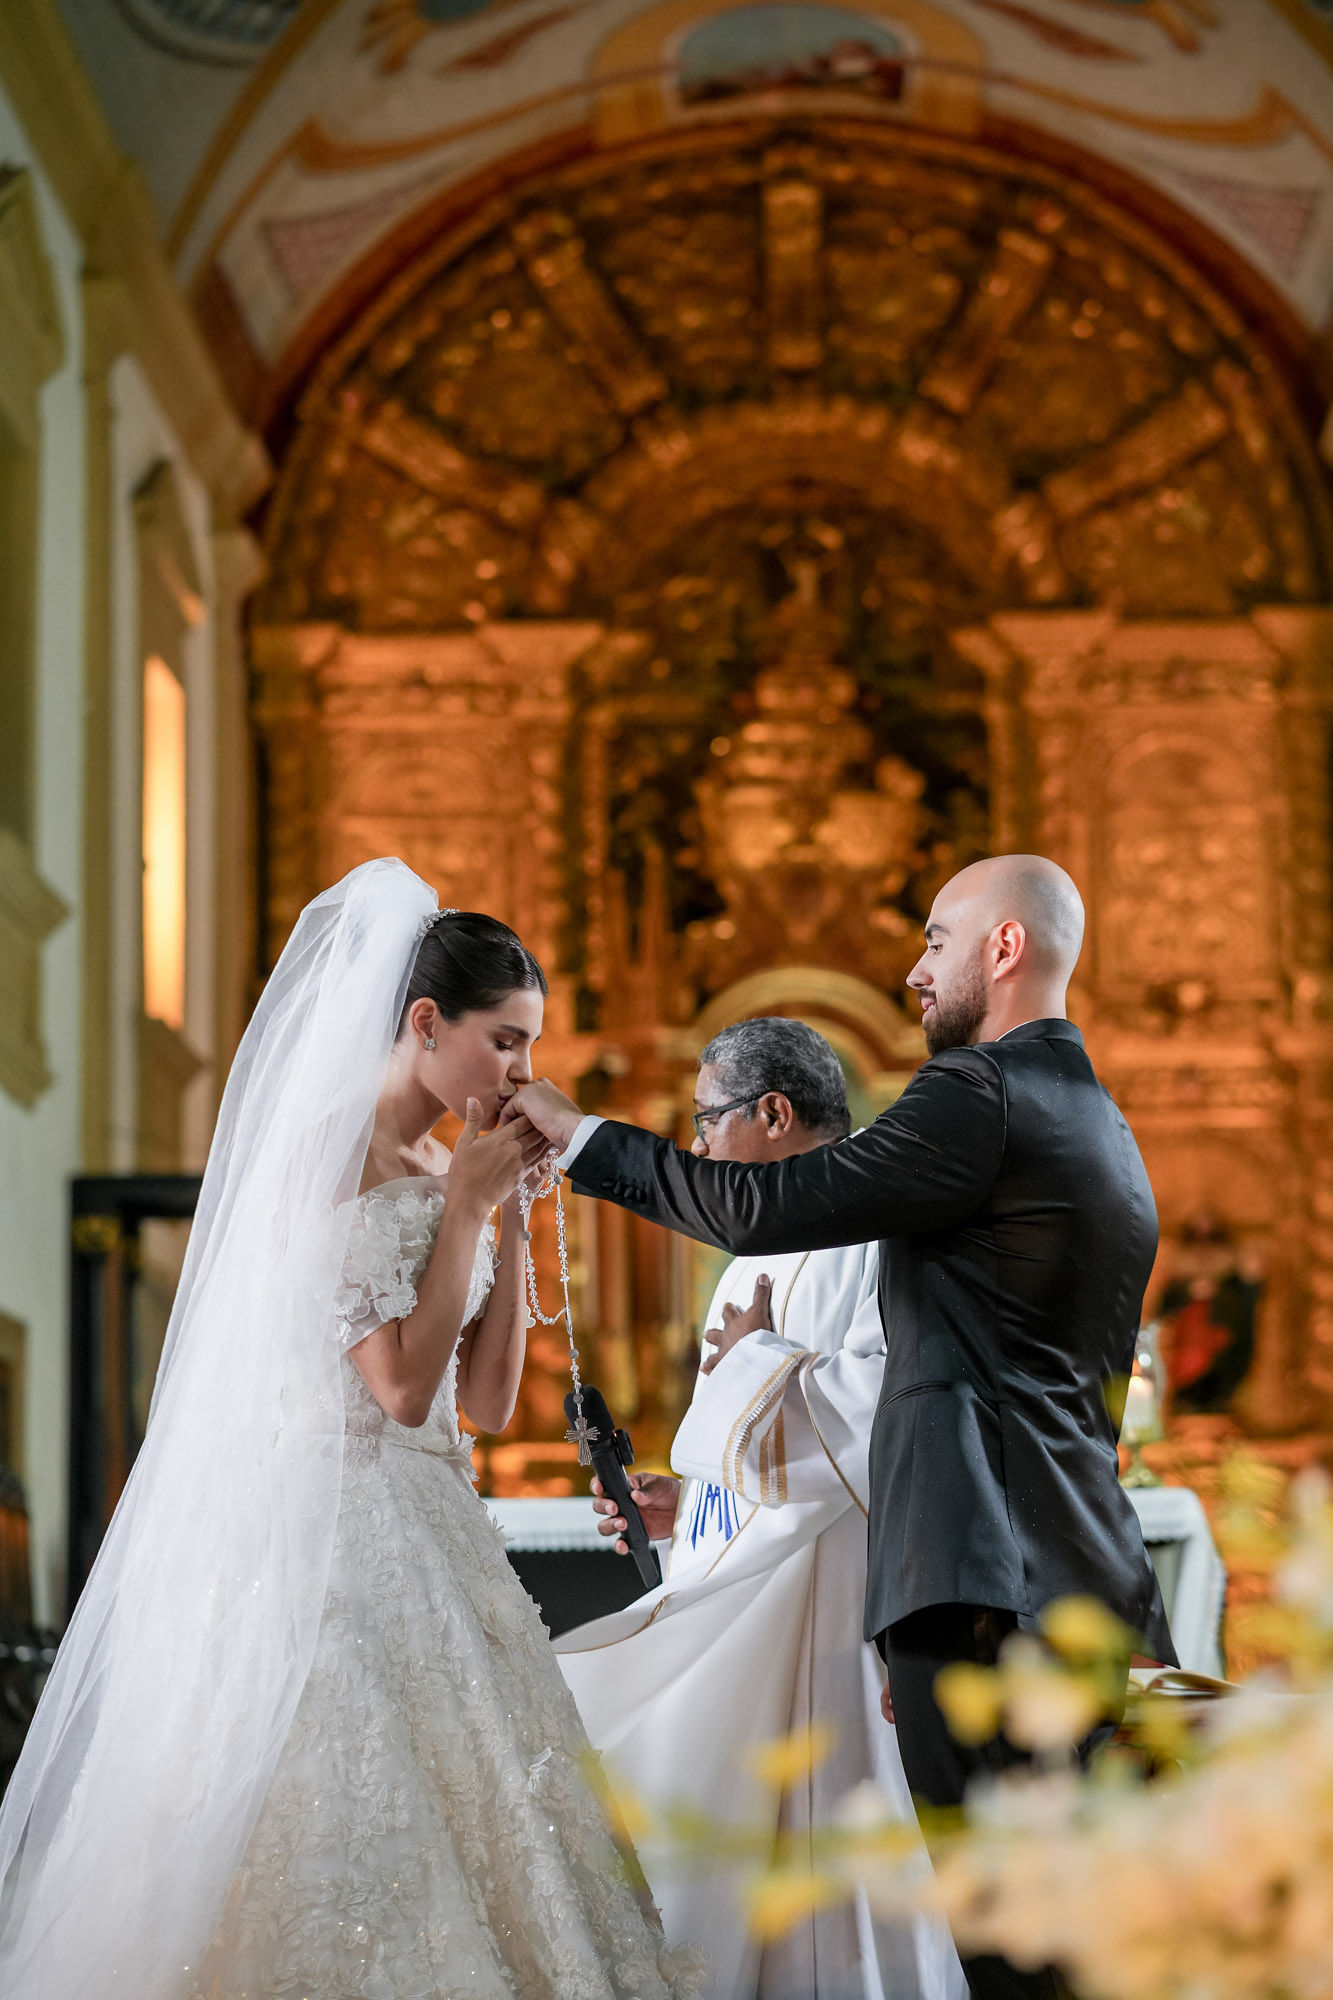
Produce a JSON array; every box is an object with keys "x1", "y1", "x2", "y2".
[
  {"x1": 908, "y1": 854, "x2": 1085, "y2": 1054},
  {"x1": 939, "y1": 855, "x2": 1084, "y2": 980}
]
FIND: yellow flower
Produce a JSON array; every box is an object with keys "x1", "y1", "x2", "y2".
[
  {"x1": 998, "y1": 1641, "x2": 1106, "y2": 1753},
  {"x1": 1004, "y1": 1672, "x2": 1106, "y2": 1753},
  {"x1": 1040, "y1": 1596, "x2": 1130, "y2": 1665},
  {"x1": 746, "y1": 1866, "x2": 844, "y2": 1939},
  {"x1": 746, "y1": 1722, "x2": 835, "y2": 1788},
  {"x1": 1215, "y1": 1514, "x2": 1288, "y2": 1574},
  {"x1": 935, "y1": 1663, "x2": 1004, "y2": 1745},
  {"x1": 1220, "y1": 1453, "x2": 1287, "y2": 1512},
  {"x1": 578, "y1": 1752, "x2": 652, "y2": 1843},
  {"x1": 1131, "y1": 1693, "x2": 1190, "y2": 1764}
]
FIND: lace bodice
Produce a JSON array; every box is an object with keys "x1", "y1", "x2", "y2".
[{"x1": 333, "y1": 1177, "x2": 496, "y2": 1458}]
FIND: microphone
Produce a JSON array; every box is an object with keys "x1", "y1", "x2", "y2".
[{"x1": 564, "y1": 1384, "x2": 661, "y2": 1590}]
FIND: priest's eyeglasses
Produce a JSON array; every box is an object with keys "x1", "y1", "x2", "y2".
[{"x1": 692, "y1": 1094, "x2": 760, "y2": 1137}]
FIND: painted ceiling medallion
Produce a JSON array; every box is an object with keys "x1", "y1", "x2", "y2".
[{"x1": 114, "y1": 0, "x2": 300, "y2": 64}]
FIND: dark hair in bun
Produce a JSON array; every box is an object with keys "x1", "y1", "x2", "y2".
[{"x1": 399, "y1": 912, "x2": 547, "y2": 1034}]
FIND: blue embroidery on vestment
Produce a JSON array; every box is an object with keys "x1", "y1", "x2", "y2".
[{"x1": 686, "y1": 1481, "x2": 739, "y2": 1548}]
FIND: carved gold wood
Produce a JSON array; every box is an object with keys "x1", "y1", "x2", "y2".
[
  {"x1": 957, "y1": 609, "x2": 1333, "y2": 1433},
  {"x1": 255, "y1": 123, "x2": 1333, "y2": 1482}
]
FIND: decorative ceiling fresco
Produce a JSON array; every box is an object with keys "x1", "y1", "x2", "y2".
[{"x1": 56, "y1": 0, "x2": 1333, "y2": 399}]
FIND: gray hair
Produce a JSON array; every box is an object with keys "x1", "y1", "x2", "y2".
[{"x1": 698, "y1": 1017, "x2": 851, "y2": 1139}]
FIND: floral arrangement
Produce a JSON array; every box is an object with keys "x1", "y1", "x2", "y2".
[
  {"x1": 858, "y1": 1458, "x2": 1333, "y2": 2000},
  {"x1": 598, "y1": 1457, "x2": 1333, "y2": 1999}
]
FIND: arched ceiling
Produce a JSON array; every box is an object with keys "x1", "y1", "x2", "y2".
[
  {"x1": 259, "y1": 120, "x2": 1330, "y2": 639},
  {"x1": 54, "y1": 0, "x2": 1333, "y2": 405}
]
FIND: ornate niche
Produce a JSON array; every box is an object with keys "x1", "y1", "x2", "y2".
[{"x1": 255, "y1": 122, "x2": 1332, "y2": 1475}]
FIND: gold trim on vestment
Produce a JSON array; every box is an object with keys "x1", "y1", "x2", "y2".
[
  {"x1": 796, "y1": 1355, "x2": 870, "y2": 1521},
  {"x1": 721, "y1": 1254, "x2": 814, "y2": 1497},
  {"x1": 559, "y1": 1254, "x2": 865, "y2": 1652},
  {"x1": 777, "y1": 1254, "x2": 812, "y2": 1339},
  {"x1": 760, "y1": 1402, "x2": 789, "y2": 1504},
  {"x1": 723, "y1": 1352, "x2": 804, "y2": 1497}
]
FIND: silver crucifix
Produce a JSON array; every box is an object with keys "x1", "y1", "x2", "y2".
[{"x1": 565, "y1": 1410, "x2": 601, "y2": 1466}]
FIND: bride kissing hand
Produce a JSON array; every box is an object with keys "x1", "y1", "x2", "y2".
[
  {"x1": 497, "y1": 1078, "x2": 584, "y2": 1153},
  {"x1": 449, "y1": 1097, "x2": 552, "y2": 1219}
]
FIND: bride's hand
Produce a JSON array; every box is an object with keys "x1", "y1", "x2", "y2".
[
  {"x1": 497, "y1": 1080, "x2": 582, "y2": 1152},
  {"x1": 502, "y1": 1148, "x2": 558, "y2": 1214},
  {"x1": 450, "y1": 1101, "x2": 549, "y2": 1215}
]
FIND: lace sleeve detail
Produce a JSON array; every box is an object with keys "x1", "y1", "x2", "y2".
[
  {"x1": 333, "y1": 1187, "x2": 446, "y2": 1352},
  {"x1": 333, "y1": 1186, "x2": 498, "y2": 1352}
]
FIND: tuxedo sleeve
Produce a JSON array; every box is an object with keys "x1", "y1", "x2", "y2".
[{"x1": 567, "y1": 1047, "x2": 1007, "y2": 1254}]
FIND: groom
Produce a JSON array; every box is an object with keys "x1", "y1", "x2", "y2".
[{"x1": 510, "y1": 855, "x2": 1176, "y2": 2000}]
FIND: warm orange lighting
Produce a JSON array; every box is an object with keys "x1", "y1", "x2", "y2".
[{"x1": 142, "y1": 653, "x2": 186, "y2": 1030}]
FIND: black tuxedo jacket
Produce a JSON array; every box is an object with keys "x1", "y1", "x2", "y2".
[{"x1": 568, "y1": 1019, "x2": 1176, "y2": 1661}]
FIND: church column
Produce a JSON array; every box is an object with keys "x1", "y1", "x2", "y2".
[
  {"x1": 209, "y1": 525, "x2": 266, "y2": 1079},
  {"x1": 78, "y1": 272, "x2": 131, "y2": 1169},
  {"x1": 251, "y1": 619, "x2": 611, "y2": 1483}
]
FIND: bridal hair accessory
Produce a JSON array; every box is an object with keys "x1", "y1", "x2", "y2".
[
  {"x1": 519, "y1": 1163, "x2": 599, "y2": 1465},
  {"x1": 414, "y1": 905, "x2": 461, "y2": 942}
]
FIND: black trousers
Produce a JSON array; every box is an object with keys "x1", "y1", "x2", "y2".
[{"x1": 881, "y1": 1604, "x2": 1120, "y2": 2000}]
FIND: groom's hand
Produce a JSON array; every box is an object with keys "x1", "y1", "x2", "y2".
[
  {"x1": 701, "y1": 1274, "x2": 773, "y2": 1375},
  {"x1": 498, "y1": 1080, "x2": 583, "y2": 1153}
]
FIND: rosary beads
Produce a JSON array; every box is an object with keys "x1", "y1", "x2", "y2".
[{"x1": 519, "y1": 1165, "x2": 601, "y2": 1466}]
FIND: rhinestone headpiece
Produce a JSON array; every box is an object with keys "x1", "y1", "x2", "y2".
[{"x1": 414, "y1": 906, "x2": 461, "y2": 942}]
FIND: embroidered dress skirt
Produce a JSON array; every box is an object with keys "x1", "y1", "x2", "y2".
[{"x1": 194, "y1": 1416, "x2": 696, "y2": 2000}]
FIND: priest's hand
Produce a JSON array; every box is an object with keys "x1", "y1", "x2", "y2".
[
  {"x1": 499, "y1": 1079, "x2": 583, "y2": 1153},
  {"x1": 701, "y1": 1274, "x2": 773, "y2": 1375},
  {"x1": 590, "y1": 1471, "x2": 680, "y2": 1554}
]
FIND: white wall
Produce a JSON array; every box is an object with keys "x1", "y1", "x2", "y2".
[
  {"x1": 0, "y1": 74, "x2": 86, "y2": 1627},
  {"x1": 106, "y1": 354, "x2": 219, "y2": 1173},
  {"x1": 0, "y1": 90, "x2": 224, "y2": 1630}
]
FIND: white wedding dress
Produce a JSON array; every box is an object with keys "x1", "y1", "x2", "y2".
[{"x1": 194, "y1": 1177, "x2": 699, "y2": 2000}]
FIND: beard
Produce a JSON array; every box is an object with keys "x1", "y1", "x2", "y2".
[{"x1": 923, "y1": 951, "x2": 989, "y2": 1055}]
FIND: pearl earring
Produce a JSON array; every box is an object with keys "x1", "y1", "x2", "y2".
[{"x1": 424, "y1": 1035, "x2": 436, "y2": 1051}]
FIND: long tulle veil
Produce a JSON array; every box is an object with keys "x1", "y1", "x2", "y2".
[{"x1": 0, "y1": 858, "x2": 437, "y2": 1996}]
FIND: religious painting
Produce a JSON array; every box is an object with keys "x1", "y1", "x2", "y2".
[
  {"x1": 676, "y1": 4, "x2": 904, "y2": 105},
  {"x1": 1154, "y1": 1212, "x2": 1265, "y2": 1422}
]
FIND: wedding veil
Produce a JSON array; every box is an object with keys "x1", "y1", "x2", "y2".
[{"x1": 0, "y1": 858, "x2": 437, "y2": 1997}]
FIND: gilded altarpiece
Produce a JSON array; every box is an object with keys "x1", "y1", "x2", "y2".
[{"x1": 252, "y1": 123, "x2": 1333, "y2": 1509}]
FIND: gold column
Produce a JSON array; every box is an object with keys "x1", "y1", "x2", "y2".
[{"x1": 960, "y1": 608, "x2": 1333, "y2": 1432}]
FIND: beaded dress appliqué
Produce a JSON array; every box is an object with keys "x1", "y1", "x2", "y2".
[{"x1": 194, "y1": 1182, "x2": 701, "y2": 2000}]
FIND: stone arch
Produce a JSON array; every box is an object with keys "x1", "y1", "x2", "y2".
[
  {"x1": 691, "y1": 964, "x2": 923, "y2": 1074},
  {"x1": 529, "y1": 396, "x2": 1055, "y2": 611},
  {"x1": 691, "y1": 969, "x2": 924, "y2": 1119}
]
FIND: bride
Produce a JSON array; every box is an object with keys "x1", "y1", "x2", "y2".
[{"x1": 0, "y1": 860, "x2": 701, "y2": 2000}]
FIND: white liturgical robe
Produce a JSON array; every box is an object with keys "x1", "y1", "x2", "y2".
[{"x1": 557, "y1": 1241, "x2": 965, "y2": 2000}]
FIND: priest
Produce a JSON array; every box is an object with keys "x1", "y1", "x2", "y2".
[{"x1": 556, "y1": 1018, "x2": 962, "y2": 2000}]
